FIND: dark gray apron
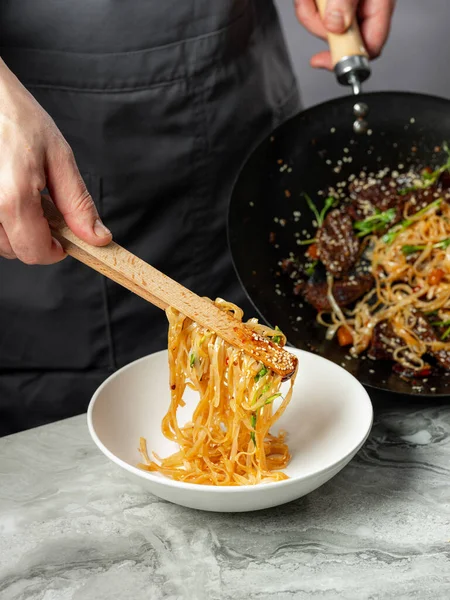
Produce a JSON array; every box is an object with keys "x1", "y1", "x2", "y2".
[{"x1": 0, "y1": 0, "x2": 299, "y2": 436}]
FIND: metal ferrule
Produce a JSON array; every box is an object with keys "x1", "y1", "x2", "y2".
[{"x1": 334, "y1": 55, "x2": 371, "y2": 95}]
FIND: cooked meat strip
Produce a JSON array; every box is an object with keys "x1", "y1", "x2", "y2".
[
  {"x1": 301, "y1": 273, "x2": 374, "y2": 312},
  {"x1": 438, "y1": 170, "x2": 450, "y2": 190},
  {"x1": 369, "y1": 313, "x2": 450, "y2": 372},
  {"x1": 348, "y1": 176, "x2": 404, "y2": 220},
  {"x1": 409, "y1": 311, "x2": 450, "y2": 371},
  {"x1": 368, "y1": 321, "x2": 403, "y2": 360},
  {"x1": 316, "y1": 209, "x2": 359, "y2": 277},
  {"x1": 346, "y1": 176, "x2": 446, "y2": 231}
]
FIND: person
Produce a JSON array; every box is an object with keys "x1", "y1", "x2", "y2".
[{"x1": 0, "y1": 0, "x2": 395, "y2": 436}]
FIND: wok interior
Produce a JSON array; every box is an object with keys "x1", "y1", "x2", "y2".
[{"x1": 229, "y1": 92, "x2": 450, "y2": 396}]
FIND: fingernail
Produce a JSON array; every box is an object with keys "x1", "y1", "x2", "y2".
[
  {"x1": 325, "y1": 10, "x2": 345, "y2": 31},
  {"x1": 52, "y1": 237, "x2": 63, "y2": 252},
  {"x1": 94, "y1": 219, "x2": 111, "y2": 238}
]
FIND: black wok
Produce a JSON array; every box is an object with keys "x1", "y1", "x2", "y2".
[{"x1": 228, "y1": 92, "x2": 450, "y2": 397}]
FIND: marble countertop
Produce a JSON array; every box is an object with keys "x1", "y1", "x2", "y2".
[{"x1": 1, "y1": 399, "x2": 450, "y2": 600}]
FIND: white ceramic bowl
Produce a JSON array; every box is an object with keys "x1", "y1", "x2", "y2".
[{"x1": 88, "y1": 348, "x2": 372, "y2": 512}]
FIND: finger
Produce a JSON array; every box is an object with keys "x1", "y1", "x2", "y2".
[
  {"x1": 45, "y1": 142, "x2": 112, "y2": 246},
  {"x1": 1, "y1": 192, "x2": 66, "y2": 265},
  {"x1": 310, "y1": 50, "x2": 333, "y2": 70},
  {"x1": 358, "y1": 0, "x2": 395, "y2": 59},
  {"x1": 323, "y1": 0, "x2": 360, "y2": 33},
  {"x1": 0, "y1": 223, "x2": 16, "y2": 259},
  {"x1": 294, "y1": 0, "x2": 328, "y2": 39}
]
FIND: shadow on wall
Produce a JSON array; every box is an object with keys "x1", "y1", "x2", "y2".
[{"x1": 275, "y1": 0, "x2": 450, "y2": 108}]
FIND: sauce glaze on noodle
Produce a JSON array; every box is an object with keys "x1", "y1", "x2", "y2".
[{"x1": 138, "y1": 299, "x2": 297, "y2": 486}]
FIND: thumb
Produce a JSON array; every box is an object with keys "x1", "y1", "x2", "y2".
[
  {"x1": 45, "y1": 144, "x2": 112, "y2": 246},
  {"x1": 323, "y1": 0, "x2": 359, "y2": 34}
]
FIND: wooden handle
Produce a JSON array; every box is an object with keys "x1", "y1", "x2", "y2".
[
  {"x1": 43, "y1": 198, "x2": 297, "y2": 379},
  {"x1": 315, "y1": 0, "x2": 368, "y2": 67}
]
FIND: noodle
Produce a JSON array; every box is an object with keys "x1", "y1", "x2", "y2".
[
  {"x1": 138, "y1": 298, "x2": 297, "y2": 485},
  {"x1": 320, "y1": 197, "x2": 450, "y2": 371}
]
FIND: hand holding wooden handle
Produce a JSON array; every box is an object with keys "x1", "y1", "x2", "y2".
[
  {"x1": 42, "y1": 197, "x2": 298, "y2": 379},
  {"x1": 315, "y1": 0, "x2": 368, "y2": 67}
]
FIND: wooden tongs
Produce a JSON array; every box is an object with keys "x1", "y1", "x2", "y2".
[{"x1": 42, "y1": 199, "x2": 297, "y2": 379}]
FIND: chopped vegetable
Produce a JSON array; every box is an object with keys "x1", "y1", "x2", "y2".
[
  {"x1": 296, "y1": 238, "x2": 318, "y2": 245},
  {"x1": 400, "y1": 245, "x2": 419, "y2": 256},
  {"x1": 254, "y1": 366, "x2": 268, "y2": 382},
  {"x1": 354, "y1": 208, "x2": 397, "y2": 238},
  {"x1": 305, "y1": 260, "x2": 318, "y2": 277},
  {"x1": 431, "y1": 319, "x2": 450, "y2": 327},
  {"x1": 272, "y1": 326, "x2": 283, "y2": 345},
  {"x1": 250, "y1": 413, "x2": 257, "y2": 445},
  {"x1": 252, "y1": 382, "x2": 271, "y2": 406},
  {"x1": 337, "y1": 326, "x2": 353, "y2": 346},
  {"x1": 304, "y1": 193, "x2": 337, "y2": 227},
  {"x1": 398, "y1": 144, "x2": 450, "y2": 194},
  {"x1": 319, "y1": 196, "x2": 338, "y2": 225},
  {"x1": 428, "y1": 269, "x2": 445, "y2": 286},
  {"x1": 264, "y1": 393, "x2": 282, "y2": 405},
  {"x1": 431, "y1": 319, "x2": 450, "y2": 340},
  {"x1": 401, "y1": 236, "x2": 450, "y2": 256},
  {"x1": 189, "y1": 353, "x2": 196, "y2": 368},
  {"x1": 383, "y1": 199, "x2": 442, "y2": 244},
  {"x1": 259, "y1": 383, "x2": 271, "y2": 397},
  {"x1": 307, "y1": 243, "x2": 319, "y2": 259},
  {"x1": 252, "y1": 383, "x2": 270, "y2": 403}
]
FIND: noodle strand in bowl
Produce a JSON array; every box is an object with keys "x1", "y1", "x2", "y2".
[{"x1": 138, "y1": 299, "x2": 297, "y2": 486}]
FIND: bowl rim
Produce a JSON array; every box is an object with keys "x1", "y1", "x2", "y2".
[{"x1": 87, "y1": 348, "x2": 373, "y2": 494}]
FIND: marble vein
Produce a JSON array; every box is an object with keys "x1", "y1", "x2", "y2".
[{"x1": 1, "y1": 404, "x2": 450, "y2": 599}]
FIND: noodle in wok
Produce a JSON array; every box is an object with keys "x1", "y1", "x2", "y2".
[
  {"x1": 282, "y1": 148, "x2": 450, "y2": 379},
  {"x1": 319, "y1": 197, "x2": 450, "y2": 371}
]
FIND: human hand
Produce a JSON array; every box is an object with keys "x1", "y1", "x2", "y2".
[
  {"x1": 294, "y1": 0, "x2": 396, "y2": 70},
  {"x1": 0, "y1": 59, "x2": 112, "y2": 263}
]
